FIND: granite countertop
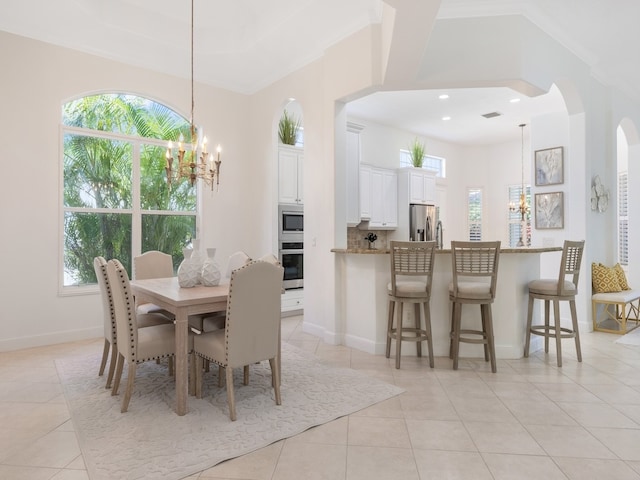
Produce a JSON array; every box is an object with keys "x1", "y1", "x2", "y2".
[{"x1": 331, "y1": 246, "x2": 562, "y2": 254}]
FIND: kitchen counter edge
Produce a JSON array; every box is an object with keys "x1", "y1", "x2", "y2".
[{"x1": 331, "y1": 246, "x2": 563, "y2": 254}]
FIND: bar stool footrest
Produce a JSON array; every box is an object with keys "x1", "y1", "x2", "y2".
[{"x1": 530, "y1": 324, "x2": 576, "y2": 339}]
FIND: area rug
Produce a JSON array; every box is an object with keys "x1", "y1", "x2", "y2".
[
  {"x1": 56, "y1": 343, "x2": 404, "y2": 480},
  {"x1": 615, "y1": 326, "x2": 640, "y2": 345}
]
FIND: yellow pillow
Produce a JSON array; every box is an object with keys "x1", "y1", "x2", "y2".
[
  {"x1": 614, "y1": 263, "x2": 631, "y2": 290},
  {"x1": 592, "y1": 263, "x2": 622, "y2": 293}
]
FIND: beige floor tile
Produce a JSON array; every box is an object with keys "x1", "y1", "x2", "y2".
[
  {"x1": 488, "y1": 381, "x2": 548, "y2": 402},
  {"x1": 347, "y1": 416, "x2": 411, "y2": 448},
  {"x1": 0, "y1": 465, "x2": 59, "y2": 480},
  {"x1": 350, "y1": 395, "x2": 405, "y2": 418},
  {"x1": 50, "y1": 470, "x2": 90, "y2": 480},
  {"x1": 464, "y1": 421, "x2": 546, "y2": 455},
  {"x1": 399, "y1": 393, "x2": 459, "y2": 421},
  {"x1": 413, "y1": 449, "x2": 492, "y2": 480},
  {"x1": 482, "y1": 453, "x2": 568, "y2": 480},
  {"x1": 557, "y1": 401, "x2": 639, "y2": 428},
  {"x1": 272, "y1": 442, "x2": 347, "y2": 480},
  {"x1": 286, "y1": 416, "x2": 348, "y2": 445},
  {"x1": 584, "y1": 383, "x2": 640, "y2": 404},
  {"x1": 3, "y1": 430, "x2": 81, "y2": 468},
  {"x1": 346, "y1": 445, "x2": 419, "y2": 480},
  {"x1": 525, "y1": 424, "x2": 616, "y2": 459},
  {"x1": 588, "y1": 427, "x2": 640, "y2": 461},
  {"x1": 554, "y1": 456, "x2": 640, "y2": 480},
  {"x1": 536, "y1": 382, "x2": 603, "y2": 402},
  {"x1": 199, "y1": 441, "x2": 283, "y2": 479},
  {"x1": 406, "y1": 419, "x2": 476, "y2": 451},
  {"x1": 501, "y1": 399, "x2": 579, "y2": 426},
  {"x1": 449, "y1": 396, "x2": 518, "y2": 423},
  {"x1": 0, "y1": 402, "x2": 70, "y2": 433}
]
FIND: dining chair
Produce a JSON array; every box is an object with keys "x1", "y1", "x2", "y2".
[
  {"x1": 133, "y1": 250, "x2": 175, "y2": 316},
  {"x1": 524, "y1": 240, "x2": 585, "y2": 367},
  {"x1": 193, "y1": 260, "x2": 284, "y2": 421},
  {"x1": 225, "y1": 251, "x2": 251, "y2": 278},
  {"x1": 386, "y1": 241, "x2": 437, "y2": 369},
  {"x1": 449, "y1": 241, "x2": 501, "y2": 373},
  {"x1": 107, "y1": 258, "x2": 194, "y2": 412},
  {"x1": 94, "y1": 256, "x2": 172, "y2": 389}
]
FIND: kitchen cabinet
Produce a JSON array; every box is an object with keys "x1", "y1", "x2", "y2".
[
  {"x1": 361, "y1": 165, "x2": 397, "y2": 229},
  {"x1": 282, "y1": 288, "x2": 303, "y2": 314},
  {"x1": 278, "y1": 145, "x2": 303, "y2": 204},
  {"x1": 400, "y1": 167, "x2": 436, "y2": 205}
]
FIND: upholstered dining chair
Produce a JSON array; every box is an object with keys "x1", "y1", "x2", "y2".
[
  {"x1": 133, "y1": 250, "x2": 175, "y2": 316},
  {"x1": 193, "y1": 260, "x2": 284, "y2": 421},
  {"x1": 524, "y1": 240, "x2": 585, "y2": 367},
  {"x1": 225, "y1": 251, "x2": 251, "y2": 279},
  {"x1": 449, "y1": 241, "x2": 501, "y2": 373},
  {"x1": 94, "y1": 256, "x2": 172, "y2": 389},
  {"x1": 107, "y1": 258, "x2": 194, "y2": 412},
  {"x1": 386, "y1": 241, "x2": 437, "y2": 369}
]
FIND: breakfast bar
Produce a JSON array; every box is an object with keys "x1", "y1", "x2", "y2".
[{"x1": 332, "y1": 246, "x2": 562, "y2": 360}]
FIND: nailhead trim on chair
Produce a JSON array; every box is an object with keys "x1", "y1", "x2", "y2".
[{"x1": 96, "y1": 257, "x2": 118, "y2": 347}]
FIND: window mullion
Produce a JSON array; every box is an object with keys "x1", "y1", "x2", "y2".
[{"x1": 132, "y1": 140, "x2": 142, "y2": 259}]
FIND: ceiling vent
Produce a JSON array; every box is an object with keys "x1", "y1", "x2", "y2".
[{"x1": 482, "y1": 111, "x2": 502, "y2": 119}]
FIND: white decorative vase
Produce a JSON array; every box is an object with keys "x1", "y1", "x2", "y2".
[
  {"x1": 177, "y1": 247, "x2": 199, "y2": 288},
  {"x1": 201, "y1": 248, "x2": 221, "y2": 286},
  {"x1": 189, "y1": 239, "x2": 205, "y2": 285}
]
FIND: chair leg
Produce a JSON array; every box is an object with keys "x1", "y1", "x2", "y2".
[
  {"x1": 452, "y1": 302, "x2": 462, "y2": 370},
  {"x1": 414, "y1": 303, "x2": 422, "y2": 358},
  {"x1": 189, "y1": 354, "x2": 196, "y2": 396},
  {"x1": 423, "y1": 301, "x2": 434, "y2": 368},
  {"x1": 112, "y1": 353, "x2": 125, "y2": 396},
  {"x1": 269, "y1": 357, "x2": 282, "y2": 406},
  {"x1": 481, "y1": 306, "x2": 489, "y2": 362},
  {"x1": 524, "y1": 294, "x2": 534, "y2": 358},
  {"x1": 168, "y1": 356, "x2": 174, "y2": 376},
  {"x1": 449, "y1": 302, "x2": 456, "y2": 359},
  {"x1": 243, "y1": 365, "x2": 250, "y2": 385},
  {"x1": 483, "y1": 303, "x2": 497, "y2": 373},
  {"x1": 553, "y1": 300, "x2": 562, "y2": 367},
  {"x1": 121, "y1": 363, "x2": 136, "y2": 413},
  {"x1": 99, "y1": 338, "x2": 110, "y2": 376},
  {"x1": 225, "y1": 366, "x2": 236, "y2": 421},
  {"x1": 395, "y1": 302, "x2": 404, "y2": 369},
  {"x1": 105, "y1": 344, "x2": 118, "y2": 389},
  {"x1": 386, "y1": 299, "x2": 395, "y2": 359},
  {"x1": 544, "y1": 300, "x2": 550, "y2": 353},
  {"x1": 570, "y1": 299, "x2": 582, "y2": 362},
  {"x1": 218, "y1": 366, "x2": 224, "y2": 387},
  {"x1": 195, "y1": 355, "x2": 204, "y2": 399}
]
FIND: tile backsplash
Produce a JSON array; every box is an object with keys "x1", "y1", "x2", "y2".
[{"x1": 347, "y1": 227, "x2": 389, "y2": 250}]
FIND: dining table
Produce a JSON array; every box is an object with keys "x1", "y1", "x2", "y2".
[{"x1": 129, "y1": 276, "x2": 229, "y2": 416}]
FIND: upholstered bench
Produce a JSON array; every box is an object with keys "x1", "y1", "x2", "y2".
[{"x1": 592, "y1": 290, "x2": 640, "y2": 334}]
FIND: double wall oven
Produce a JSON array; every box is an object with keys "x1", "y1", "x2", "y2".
[{"x1": 278, "y1": 204, "x2": 304, "y2": 289}]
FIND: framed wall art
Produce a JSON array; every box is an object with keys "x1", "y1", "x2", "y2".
[
  {"x1": 535, "y1": 192, "x2": 564, "y2": 229},
  {"x1": 535, "y1": 146, "x2": 563, "y2": 186}
]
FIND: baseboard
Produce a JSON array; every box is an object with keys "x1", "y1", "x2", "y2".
[{"x1": 0, "y1": 327, "x2": 102, "y2": 352}]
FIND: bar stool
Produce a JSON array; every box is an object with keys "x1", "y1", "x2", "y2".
[
  {"x1": 449, "y1": 241, "x2": 501, "y2": 373},
  {"x1": 386, "y1": 241, "x2": 437, "y2": 369},
  {"x1": 524, "y1": 240, "x2": 585, "y2": 367}
]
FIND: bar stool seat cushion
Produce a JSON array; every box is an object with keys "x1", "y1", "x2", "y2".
[
  {"x1": 388, "y1": 280, "x2": 427, "y2": 295},
  {"x1": 528, "y1": 279, "x2": 576, "y2": 295},
  {"x1": 448, "y1": 281, "x2": 492, "y2": 299}
]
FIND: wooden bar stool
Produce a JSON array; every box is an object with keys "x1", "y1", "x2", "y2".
[
  {"x1": 386, "y1": 241, "x2": 437, "y2": 369},
  {"x1": 449, "y1": 241, "x2": 501, "y2": 373},
  {"x1": 524, "y1": 240, "x2": 585, "y2": 367}
]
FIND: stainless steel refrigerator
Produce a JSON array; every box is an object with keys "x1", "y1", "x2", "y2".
[{"x1": 409, "y1": 204, "x2": 438, "y2": 242}]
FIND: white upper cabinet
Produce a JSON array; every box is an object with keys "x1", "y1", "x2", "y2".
[
  {"x1": 278, "y1": 145, "x2": 303, "y2": 204},
  {"x1": 402, "y1": 168, "x2": 436, "y2": 205},
  {"x1": 362, "y1": 165, "x2": 397, "y2": 229}
]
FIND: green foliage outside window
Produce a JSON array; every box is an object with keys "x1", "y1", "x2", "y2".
[{"x1": 62, "y1": 94, "x2": 197, "y2": 286}]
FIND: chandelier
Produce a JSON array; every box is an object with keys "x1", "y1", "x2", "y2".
[
  {"x1": 509, "y1": 123, "x2": 529, "y2": 247},
  {"x1": 164, "y1": 0, "x2": 221, "y2": 190}
]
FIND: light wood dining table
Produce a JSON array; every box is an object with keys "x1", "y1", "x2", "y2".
[{"x1": 129, "y1": 276, "x2": 229, "y2": 416}]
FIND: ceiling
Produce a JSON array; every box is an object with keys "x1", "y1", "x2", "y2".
[{"x1": 1, "y1": 0, "x2": 637, "y2": 145}]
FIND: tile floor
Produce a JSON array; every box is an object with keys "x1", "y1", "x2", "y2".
[{"x1": 3, "y1": 316, "x2": 640, "y2": 479}]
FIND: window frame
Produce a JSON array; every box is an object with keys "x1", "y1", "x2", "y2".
[
  {"x1": 467, "y1": 187, "x2": 483, "y2": 241},
  {"x1": 507, "y1": 184, "x2": 531, "y2": 247},
  {"x1": 618, "y1": 171, "x2": 628, "y2": 266}
]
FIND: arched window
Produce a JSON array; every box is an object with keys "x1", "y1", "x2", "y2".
[{"x1": 62, "y1": 94, "x2": 196, "y2": 288}]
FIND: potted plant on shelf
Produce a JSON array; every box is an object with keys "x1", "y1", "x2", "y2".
[
  {"x1": 409, "y1": 138, "x2": 426, "y2": 168},
  {"x1": 278, "y1": 110, "x2": 301, "y2": 145}
]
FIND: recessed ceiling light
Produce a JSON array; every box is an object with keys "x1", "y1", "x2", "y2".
[
  {"x1": 442, "y1": 116, "x2": 451, "y2": 121},
  {"x1": 439, "y1": 94, "x2": 449, "y2": 100},
  {"x1": 510, "y1": 98, "x2": 520, "y2": 103}
]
